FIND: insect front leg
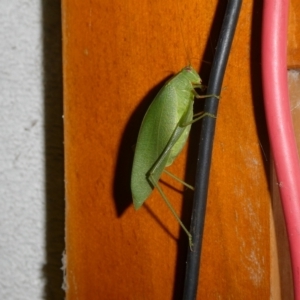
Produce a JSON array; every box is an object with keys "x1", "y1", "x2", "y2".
[{"x1": 192, "y1": 88, "x2": 220, "y2": 100}]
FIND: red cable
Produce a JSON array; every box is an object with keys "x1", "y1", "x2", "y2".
[{"x1": 262, "y1": 0, "x2": 300, "y2": 298}]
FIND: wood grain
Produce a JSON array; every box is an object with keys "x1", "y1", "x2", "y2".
[{"x1": 63, "y1": 0, "x2": 300, "y2": 298}]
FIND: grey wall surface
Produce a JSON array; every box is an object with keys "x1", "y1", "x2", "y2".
[{"x1": 0, "y1": 0, "x2": 65, "y2": 299}]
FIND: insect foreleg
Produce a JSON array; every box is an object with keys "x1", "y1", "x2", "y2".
[
  {"x1": 195, "y1": 94, "x2": 219, "y2": 99},
  {"x1": 192, "y1": 88, "x2": 220, "y2": 100}
]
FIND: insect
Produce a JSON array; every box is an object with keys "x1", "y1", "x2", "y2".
[{"x1": 131, "y1": 65, "x2": 216, "y2": 248}]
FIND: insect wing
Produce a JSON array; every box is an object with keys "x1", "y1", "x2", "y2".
[{"x1": 131, "y1": 82, "x2": 181, "y2": 209}]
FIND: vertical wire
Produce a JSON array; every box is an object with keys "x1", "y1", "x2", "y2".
[
  {"x1": 182, "y1": 1, "x2": 242, "y2": 299},
  {"x1": 262, "y1": 0, "x2": 300, "y2": 297}
]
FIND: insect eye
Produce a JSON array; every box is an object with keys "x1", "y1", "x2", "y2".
[{"x1": 185, "y1": 66, "x2": 192, "y2": 72}]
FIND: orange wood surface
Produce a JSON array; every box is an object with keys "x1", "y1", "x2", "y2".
[{"x1": 63, "y1": 0, "x2": 300, "y2": 299}]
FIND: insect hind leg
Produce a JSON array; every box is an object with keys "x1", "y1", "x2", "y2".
[{"x1": 148, "y1": 173, "x2": 193, "y2": 250}]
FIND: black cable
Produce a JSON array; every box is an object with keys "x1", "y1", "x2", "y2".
[{"x1": 182, "y1": 1, "x2": 242, "y2": 299}]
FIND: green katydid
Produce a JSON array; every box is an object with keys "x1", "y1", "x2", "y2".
[{"x1": 131, "y1": 65, "x2": 216, "y2": 248}]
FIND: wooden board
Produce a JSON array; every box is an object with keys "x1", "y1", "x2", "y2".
[{"x1": 63, "y1": 0, "x2": 300, "y2": 298}]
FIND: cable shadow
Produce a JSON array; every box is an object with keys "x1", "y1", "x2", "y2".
[
  {"x1": 42, "y1": 0, "x2": 65, "y2": 299},
  {"x1": 250, "y1": 0, "x2": 270, "y2": 176}
]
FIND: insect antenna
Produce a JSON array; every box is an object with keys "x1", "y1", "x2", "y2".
[{"x1": 176, "y1": 0, "x2": 192, "y2": 67}]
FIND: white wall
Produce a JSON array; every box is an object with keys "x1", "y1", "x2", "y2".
[{"x1": 0, "y1": 0, "x2": 64, "y2": 299}]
